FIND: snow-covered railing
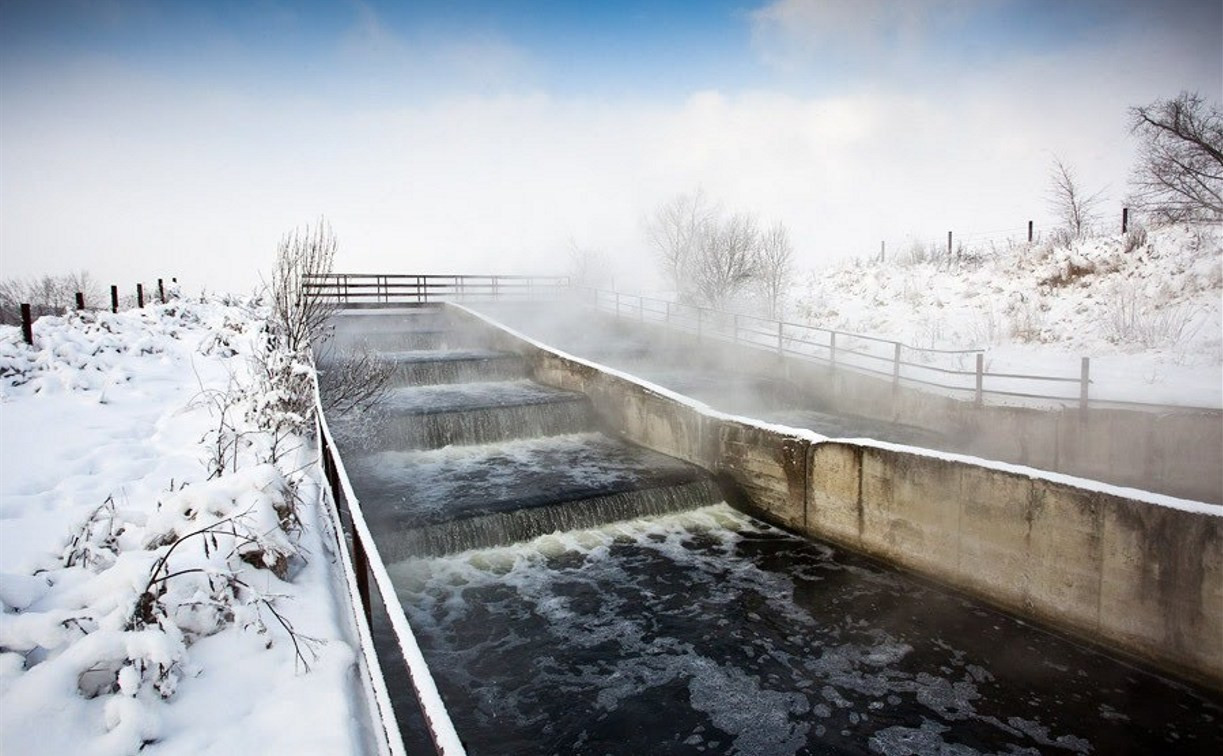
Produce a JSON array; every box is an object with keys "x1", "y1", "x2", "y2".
[
  {"x1": 312, "y1": 378, "x2": 466, "y2": 756},
  {"x1": 303, "y1": 274, "x2": 570, "y2": 305},
  {"x1": 575, "y1": 287, "x2": 1213, "y2": 412}
]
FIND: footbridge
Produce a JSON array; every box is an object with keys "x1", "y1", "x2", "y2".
[{"x1": 309, "y1": 276, "x2": 1222, "y2": 755}]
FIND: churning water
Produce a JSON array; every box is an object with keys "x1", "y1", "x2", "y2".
[{"x1": 389, "y1": 505, "x2": 1222, "y2": 755}]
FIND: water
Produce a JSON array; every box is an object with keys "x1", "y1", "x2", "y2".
[
  {"x1": 390, "y1": 505, "x2": 1223, "y2": 755},
  {"x1": 380, "y1": 350, "x2": 529, "y2": 385},
  {"x1": 345, "y1": 433, "x2": 720, "y2": 558},
  {"x1": 333, "y1": 384, "x2": 597, "y2": 451}
]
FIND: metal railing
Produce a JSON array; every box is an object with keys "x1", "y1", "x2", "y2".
[
  {"x1": 303, "y1": 273, "x2": 570, "y2": 305},
  {"x1": 574, "y1": 287, "x2": 1197, "y2": 412},
  {"x1": 313, "y1": 376, "x2": 466, "y2": 755}
]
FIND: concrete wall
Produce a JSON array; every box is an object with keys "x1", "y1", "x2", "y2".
[
  {"x1": 586, "y1": 313, "x2": 1223, "y2": 504},
  {"x1": 448, "y1": 303, "x2": 1223, "y2": 690}
]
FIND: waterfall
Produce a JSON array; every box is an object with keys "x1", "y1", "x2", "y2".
[
  {"x1": 386, "y1": 353, "x2": 529, "y2": 386},
  {"x1": 374, "y1": 479, "x2": 723, "y2": 560},
  {"x1": 366, "y1": 400, "x2": 597, "y2": 450}
]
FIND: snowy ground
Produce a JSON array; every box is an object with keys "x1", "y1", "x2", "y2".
[
  {"x1": 0, "y1": 298, "x2": 366, "y2": 755},
  {"x1": 791, "y1": 223, "x2": 1223, "y2": 408}
]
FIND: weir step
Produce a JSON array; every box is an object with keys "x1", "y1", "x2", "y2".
[
  {"x1": 344, "y1": 433, "x2": 721, "y2": 559},
  {"x1": 380, "y1": 349, "x2": 530, "y2": 386},
  {"x1": 335, "y1": 381, "x2": 597, "y2": 451}
]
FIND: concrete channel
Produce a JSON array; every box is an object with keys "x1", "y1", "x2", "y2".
[{"x1": 319, "y1": 304, "x2": 1223, "y2": 755}]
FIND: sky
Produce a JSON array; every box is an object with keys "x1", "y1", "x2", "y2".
[{"x1": 1, "y1": 0, "x2": 1220, "y2": 293}]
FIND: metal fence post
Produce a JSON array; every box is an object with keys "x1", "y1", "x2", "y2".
[
  {"x1": 975, "y1": 353, "x2": 984, "y2": 406},
  {"x1": 137, "y1": 283, "x2": 144, "y2": 309},
  {"x1": 697, "y1": 307, "x2": 703, "y2": 341},
  {"x1": 20, "y1": 304, "x2": 33, "y2": 345},
  {"x1": 615, "y1": 291, "x2": 621, "y2": 318},
  {"x1": 1080, "y1": 357, "x2": 1090, "y2": 410},
  {"x1": 733, "y1": 314, "x2": 740, "y2": 344},
  {"x1": 892, "y1": 342, "x2": 902, "y2": 387},
  {"x1": 665, "y1": 300, "x2": 671, "y2": 324},
  {"x1": 830, "y1": 332, "x2": 838, "y2": 368},
  {"x1": 776, "y1": 321, "x2": 783, "y2": 354},
  {"x1": 111, "y1": 285, "x2": 119, "y2": 313}
]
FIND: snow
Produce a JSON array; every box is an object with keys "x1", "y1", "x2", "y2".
[
  {"x1": 0, "y1": 300, "x2": 368, "y2": 755},
  {"x1": 792, "y1": 223, "x2": 1222, "y2": 408}
]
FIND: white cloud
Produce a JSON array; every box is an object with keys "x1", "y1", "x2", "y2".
[{"x1": 0, "y1": 8, "x2": 1217, "y2": 294}]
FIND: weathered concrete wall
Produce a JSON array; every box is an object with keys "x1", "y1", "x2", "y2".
[
  {"x1": 580, "y1": 314, "x2": 1223, "y2": 504},
  {"x1": 447, "y1": 303, "x2": 1223, "y2": 690},
  {"x1": 805, "y1": 444, "x2": 1223, "y2": 688}
]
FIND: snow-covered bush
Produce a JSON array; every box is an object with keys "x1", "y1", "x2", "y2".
[{"x1": 0, "y1": 295, "x2": 330, "y2": 754}]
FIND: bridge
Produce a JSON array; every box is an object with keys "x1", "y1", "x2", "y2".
[{"x1": 309, "y1": 276, "x2": 1222, "y2": 755}]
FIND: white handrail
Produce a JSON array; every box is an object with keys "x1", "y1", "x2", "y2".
[{"x1": 312, "y1": 376, "x2": 467, "y2": 755}]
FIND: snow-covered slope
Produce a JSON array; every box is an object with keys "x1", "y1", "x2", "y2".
[
  {"x1": 0, "y1": 299, "x2": 365, "y2": 755},
  {"x1": 793, "y1": 224, "x2": 1223, "y2": 407}
]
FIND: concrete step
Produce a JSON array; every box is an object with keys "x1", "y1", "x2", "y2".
[
  {"x1": 345, "y1": 433, "x2": 722, "y2": 559},
  {"x1": 334, "y1": 380, "x2": 598, "y2": 451},
  {"x1": 379, "y1": 349, "x2": 530, "y2": 386}
]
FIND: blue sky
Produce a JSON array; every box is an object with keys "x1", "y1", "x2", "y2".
[{"x1": 1, "y1": 1, "x2": 1220, "y2": 290}]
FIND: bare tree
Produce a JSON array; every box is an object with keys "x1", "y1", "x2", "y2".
[
  {"x1": 566, "y1": 239, "x2": 614, "y2": 289},
  {"x1": 1128, "y1": 91, "x2": 1223, "y2": 223},
  {"x1": 1047, "y1": 157, "x2": 1103, "y2": 238},
  {"x1": 645, "y1": 190, "x2": 716, "y2": 298},
  {"x1": 756, "y1": 222, "x2": 794, "y2": 319},
  {"x1": 0, "y1": 270, "x2": 103, "y2": 324},
  {"x1": 269, "y1": 218, "x2": 337, "y2": 353},
  {"x1": 692, "y1": 212, "x2": 761, "y2": 309}
]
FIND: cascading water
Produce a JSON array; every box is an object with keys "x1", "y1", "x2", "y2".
[
  {"x1": 382, "y1": 350, "x2": 530, "y2": 385},
  {"x1": 321, "y1": 305, "x2": 1223, "y2": 755},
  {"x1": 390, "y1": 505, "x2": 1223, "y2": 755}
]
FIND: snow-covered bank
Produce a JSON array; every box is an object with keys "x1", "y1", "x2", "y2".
[
  {"x1": 794, "y1": 223, "x2": 1223, "y2": 407},
  {"x1": 0, "y1": 299, "x2": 365, "y2": 755}
]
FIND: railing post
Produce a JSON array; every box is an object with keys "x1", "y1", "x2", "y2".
[
  {"x1": 20, "y1": 304, "x2": 33, "y2": 345},
  {"x1": 975, "y1": 353, "x2": 984, "y2": 406},
  {"x1": 776, "y1": 320, "x2": 783, "y2": 355},
  {"x1": 733, "y1": 313, "x2": 739, "y2": 344},
  {"x1": 665, "y1": 300, "x2": 671, "y2": 324},
  {"x1": 697, "y1": 307, "x2": 703, "y2": 341},
  {"x1": 830, "y1": 332, "x2": 837, "y2": 368},
  {"x1": 158, "y1": 278, "x2": 166, "y2": 304},
  {"x1": 892, "y1": 342, "x2": 902, "y2": 387},
  {"x1": 111, "y1": 285, "x2": 119, "y2": 313},
  {"x1": 1080, "y1": 357, "x2": 1090, "y2": 410},
  {"x1": 615, "y1": 291, "x2": 621, "y2": 319},
  {"x1": 638, "y1": 295, "x2": 644, "y2": 321},
  {"x1": 352, "y1": 532, "x2": 372, "y2": 625}
]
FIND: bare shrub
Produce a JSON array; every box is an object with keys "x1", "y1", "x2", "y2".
[
  {"x1": 316, "y1": 342, "x2": 394, "y2": 416},
  {"x1": 1103, "y1": 282, "x2": 1201, "y2": 349},
  {"x1": 269, "y1": 219, "x2": 337, "y2": 353},
  {"x1": 1047, "y1": 157, "x2": 1104, "y2": 238},
  {"x1": 1122, "y1": 225, "x2": 1149, "y2": 255}
]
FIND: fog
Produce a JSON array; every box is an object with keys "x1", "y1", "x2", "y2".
[{"x1": 1, "y1": 1, "x2": 1218, "y2": 293}]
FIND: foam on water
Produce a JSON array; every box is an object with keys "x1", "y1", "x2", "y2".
[{"x1": 387, "y1": 504, "x2": 1222, "y2": 755}]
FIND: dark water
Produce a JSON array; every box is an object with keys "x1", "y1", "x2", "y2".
[{"x1": 389, "y1": 505, "x2": 1222, "y2": 756}]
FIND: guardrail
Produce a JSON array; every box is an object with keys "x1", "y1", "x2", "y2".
[
  {"x1": 312, "y1": 376, "x2": 466, "y2": 755},
  {"x1": 573, "y1": 287, "x2": 1203, "y2": 412},
  {"x1": 303, "y1": 274, "x2": 570, "y2": 305}
]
